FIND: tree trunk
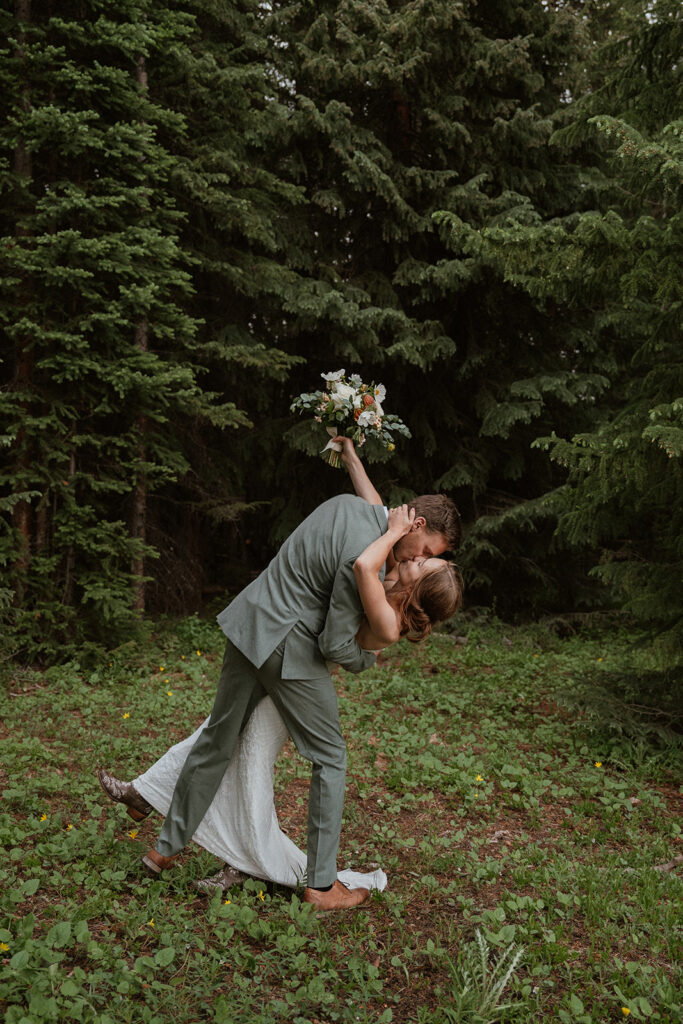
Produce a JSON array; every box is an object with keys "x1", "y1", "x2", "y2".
[
  {"x1": 131, "y1": 324, "x2": 148, "y2": 612},
  {"x1": 131, "y1": 52, "x2": 148, "y2": 613},
  {"x1": 11, "y1": 0, "x2": 33, "y2": 600},
  {"x1": 14, "y1": 0, "x2": 32, "y2": 178},
  {"x1": 61, "y1": 452, "x2": 77, "y2": 606}
]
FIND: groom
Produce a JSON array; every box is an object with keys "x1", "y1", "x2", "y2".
[{"x1": 105, "y1": 489, "x2": 460, "y2": 909}]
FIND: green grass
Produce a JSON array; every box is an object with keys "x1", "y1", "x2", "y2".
[{"x1": 1, "y1": 616, "x2": 681, "y2": 1023}]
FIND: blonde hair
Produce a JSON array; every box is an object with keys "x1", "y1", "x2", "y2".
[{"x1": 395, "y1": 562, "x2": 464, "y2": 643}]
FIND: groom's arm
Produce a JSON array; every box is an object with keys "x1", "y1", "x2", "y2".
[{"x1": 318, "y1": 559, "x2": 377, "y2": 674}]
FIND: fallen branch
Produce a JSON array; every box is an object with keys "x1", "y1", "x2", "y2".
[{"x1": 653, "y1": 854, "x2": 683, "y2": 873}]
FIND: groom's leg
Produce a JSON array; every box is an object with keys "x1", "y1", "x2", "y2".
[
  {"x1": 155, "y1": 639, "x2": 265, "y2": 857},
  {"x1": 259, "y1": 668, "x2": 346, "y2": 889}
]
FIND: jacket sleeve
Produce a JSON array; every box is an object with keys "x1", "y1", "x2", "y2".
[{"x1": 317, "y1": 557, "x2": 377, "y2": 674}]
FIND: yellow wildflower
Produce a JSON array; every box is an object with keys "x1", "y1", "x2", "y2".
[
  {"x1": 621, "y1": 1010, "x2": 630, "y2": 1017},
  {"x1": 196, "y1": 650, "x2": 201, "y2": 656},
  {"x1": 0, "y1": 942, "x2": 9, "y2": 952},
  {"x1": 224, "y1": 899, "x2": 231, "y2": 905},
  {"x1": 474, "y1": 792, "x2": 479, "y2": 798},
  {"x1": 181, "y1": 655, "x2": 185, "y2": 660},
  {"x1": 167, "y1": 691, "x2": 173, "y2": 696},
  {"x1": 148, "y1": 918, "x2": 154, "y2": 927},
  {"x1": 66, "y1": 823, "x2": 73, "y2": 831},
  {"x1": 128, "y1": 830, "x2": 139, "y2": 839},
  {"x1": 597, "y1": 657, "x2": 604, "y2": 662},
  {"x1": 595, "y1": 761, "x2": 602, "y2": 768},
  {"x1": 258, "y1": 891, "x2": 265, "y2": 901},
  {"x1": 123, "y1": 712, "x2": 130, "y2": 719},
  {"x1": 476, "y1": 775, "x2": 483, "y2": 782},
  {"x1": 159, "y1": 666, "x2": 164, "y2": 672},
  {"x1": 40, "y1": 813, "x2": 47, "y2": 822}
]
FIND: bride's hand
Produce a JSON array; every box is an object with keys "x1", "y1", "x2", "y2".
[
  {"x1": 332, "y1": 436, "x2": 358, "y2": 466},
  {"x1": 387, "y1": 504, "x2": 415, "y2": 536}
]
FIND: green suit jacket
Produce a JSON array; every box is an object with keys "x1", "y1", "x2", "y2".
[{"x1": 217, "y1": 495, "x2": 387, "y2": 680}]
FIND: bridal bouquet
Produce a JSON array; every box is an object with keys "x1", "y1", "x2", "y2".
[{"x1": 291, "y1": 369, "x2": 411, "y2": 468}]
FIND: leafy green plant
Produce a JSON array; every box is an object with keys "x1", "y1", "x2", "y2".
[
  {"x1": 439, "y1": 929, "x2": 525, "y2": 1024},
  {"x1": 1, "y1": 619, "x2": 681, "y2": 1022}
]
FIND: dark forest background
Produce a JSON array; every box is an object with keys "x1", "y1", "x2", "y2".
[{"x1": 1, "y1": 0, "x2": 680, "y2": 676}]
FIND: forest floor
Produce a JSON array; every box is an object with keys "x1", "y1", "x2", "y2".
[{"x1": 1, "y1": 616, "x2": 681, "y2": 1023}]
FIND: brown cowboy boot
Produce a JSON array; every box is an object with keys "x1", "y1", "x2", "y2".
[
  {"x1": 97, "y1": 769, "x2": 153, "y2": 822},
  {"x1": 193, "y1": 865, "x2": 247, "y2": 895}
]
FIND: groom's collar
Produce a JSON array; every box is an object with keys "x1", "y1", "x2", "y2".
[{"x1": 371, "y1": 503, "x2": 389, "y2": 534}]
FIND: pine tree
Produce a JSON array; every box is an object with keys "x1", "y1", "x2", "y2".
[
  {"x1": 542, "y1": 0, "x2": 682, "y2": 657},
  {"x1": 451, "y1": 0, "x2": 682, "y2": 655},
  {"x1": 233, "y1": 0, "x2": 604, "y2": 615},
  {"x1": 0, "y1": 0, "x2": 243, "y2": 657},
  {"x1": 120, "y1": 0, "x2": 306, "y2": 612}
]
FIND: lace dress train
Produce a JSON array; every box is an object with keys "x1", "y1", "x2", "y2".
[{"x1": 134, "y1": 696, "x2": 387, "y2": 892}]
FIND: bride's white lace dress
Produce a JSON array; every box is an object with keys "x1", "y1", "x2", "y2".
[{"x1": 134, "y1": 696, "x2": 387, "y2": 892}]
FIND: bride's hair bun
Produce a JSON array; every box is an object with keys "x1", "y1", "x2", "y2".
[{"x1": 398, "y1": 562, "x2": 463, "y2": 643}]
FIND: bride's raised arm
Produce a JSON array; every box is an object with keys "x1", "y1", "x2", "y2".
[
  {"x1": 353, "y1": 505, "x2": 414, "y2": 648},
  {"x1": 333, "y1": 436, "x2": 383, "y2": 506},
  {"x1": 334, "y1": 435, "x2": 399, "y2": 575}
]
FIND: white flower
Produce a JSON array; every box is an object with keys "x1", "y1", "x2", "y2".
[
  {"x1": 373, "y1": 384, "x2": 386, "y2": 403},
  {"x1": 321, "y1": 369, "x2": 345, "y2": 382},
  {"x1": 349, "y1": 374, "x2": 362, "y2": 387},
  {"x1": 374, "y1": 400, "x2": 384, "y2": 418},
  {"x1": 357, "y1": 409, "x2": 375, "y2": 427},
  {"x1": 329, "y1": 381, "x2": 356, "y2": 409},
  {"x1": 333, "y1": 382, "x2": 355, "y2": 401}
]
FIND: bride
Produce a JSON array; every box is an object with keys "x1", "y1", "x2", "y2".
[{"x1": 99, "y1": 441, "x2": 462, "y2": 894}]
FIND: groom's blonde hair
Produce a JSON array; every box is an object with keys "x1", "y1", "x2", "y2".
[{"x1": 412, "y1": 494, "x2": 461, "y2": 550}]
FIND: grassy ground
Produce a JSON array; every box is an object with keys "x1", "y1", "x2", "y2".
[{"x1": 1, "y1": 616, "x2": 681, "y2": 1023}]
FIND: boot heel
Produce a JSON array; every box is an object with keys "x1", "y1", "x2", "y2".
[
  {"x1": 141, "y1": 849, "x2": 177, "y2": 877},
  {"x1": 127, "y1": 806, "x2": 146, "y2": 822},
  {"x1": 141, "y1": 854, "x2": 163, "y2": 876}
]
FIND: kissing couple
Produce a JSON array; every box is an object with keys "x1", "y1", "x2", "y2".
[{"x1": 99, "y1": 438, "x2": 462, "y2": 910}]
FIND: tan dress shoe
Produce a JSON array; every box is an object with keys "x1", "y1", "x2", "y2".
[
  {"x1": 303, "y1": 880, "x2": 370, "y2": 911},
  {"x1": 97, "y1": 769, "x2": 153, "y2": 821}
]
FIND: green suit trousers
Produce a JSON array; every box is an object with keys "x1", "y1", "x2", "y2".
[{"x1": 156, "y1": 639, "x2": 346, "y2": 888}]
